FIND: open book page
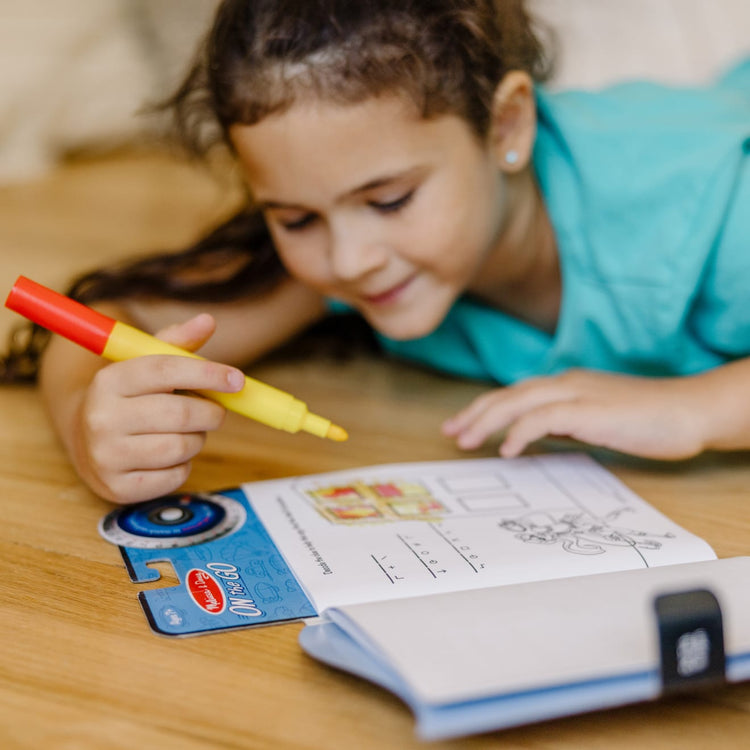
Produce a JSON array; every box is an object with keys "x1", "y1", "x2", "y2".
[{"x1": 242, "y1": 454, "x2": 716, "y2": 613}]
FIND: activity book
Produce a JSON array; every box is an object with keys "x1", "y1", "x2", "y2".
[{"x1": 100, "y1": 453, "x2": 750, "y2": 738}]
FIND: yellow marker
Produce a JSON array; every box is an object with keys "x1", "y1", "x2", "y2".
[{"x1": 5, "y1": 275, "x2": 348, "y2": 442}]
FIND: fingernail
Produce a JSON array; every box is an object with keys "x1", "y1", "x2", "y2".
[
  {"x1": 499, "y1": 441, "x2": 517, "y2": 458},
  {"x1": 227, "y1": 369, "x2": 245, "y2": 390},
  {"x1": 457, "y1": 434, "x2": 476, "y2": 450}
]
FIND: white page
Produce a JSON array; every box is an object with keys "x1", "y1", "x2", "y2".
[{"x1": 243, "y1": 454, "x2": 716, "y2": 612}]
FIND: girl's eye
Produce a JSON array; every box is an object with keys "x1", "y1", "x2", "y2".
[
  {"x1": 279, "y1": 213, "x2": 316, "y2": 231},
  {"x1": 369, "y1": 190, "x2": 414, "y2": 213}
]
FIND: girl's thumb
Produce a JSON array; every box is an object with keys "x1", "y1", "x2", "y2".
[{"x1": 154, "y1": 313, "x2": 217, "y2": 353}]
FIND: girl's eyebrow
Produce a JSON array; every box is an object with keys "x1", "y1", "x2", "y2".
[{"x1": 256, "y1": 167, "x2": 424, "y2": 211}]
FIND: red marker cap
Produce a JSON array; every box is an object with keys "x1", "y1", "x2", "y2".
[{"x1": 5, "y1": 276, "x2": 116, "y2": 355}]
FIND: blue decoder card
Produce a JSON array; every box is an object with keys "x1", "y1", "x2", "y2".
[{"x1": 99, "y1": 488, "x2": 316, "y2": 636}]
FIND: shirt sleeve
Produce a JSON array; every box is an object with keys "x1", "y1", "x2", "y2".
[{"x1": 690, "y1": 151, "x2": 750, "y2": 359}]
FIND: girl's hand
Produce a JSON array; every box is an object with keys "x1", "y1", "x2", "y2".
[
  {"x1": 442, "y1": 369, "x2": 710, "y2": 461},
  {"x1": 72, "y1": 314, "x2": 245, "y2": 504}
]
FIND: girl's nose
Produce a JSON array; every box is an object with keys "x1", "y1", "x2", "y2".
[{"x1": 329, "y1": 222, "x2": 388, "y2": 281}]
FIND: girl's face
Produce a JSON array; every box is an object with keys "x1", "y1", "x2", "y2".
[{"x1": 230, "y1": 95, "x2": 509, "y2": 340}]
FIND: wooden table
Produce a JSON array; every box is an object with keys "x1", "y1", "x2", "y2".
[{"x1": 2, "y1": 152, "x2": 750, "y2": 749}]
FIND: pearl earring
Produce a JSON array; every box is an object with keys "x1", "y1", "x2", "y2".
[{"x1": 505, "y1": 150, "x2": 519, "y2": 165}]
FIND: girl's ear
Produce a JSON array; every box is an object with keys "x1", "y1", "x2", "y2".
[{"x1": 489, "y1": 71, "x2": 537, "y2": 173}]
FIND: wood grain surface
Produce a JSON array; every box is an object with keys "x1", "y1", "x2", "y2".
[{"x1": 2, "y1": 151, "x2": 750, "y2": 750}]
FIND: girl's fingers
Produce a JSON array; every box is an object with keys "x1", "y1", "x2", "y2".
[
  {"x1": 498, "y1": 400, "x2": 702, "y2": 460},
  {"x1": 155, "y1": 313, "x2": 217, "y2": 351},
  {"x1": 441, "y1": 389, "x2": 504, "y2": 435},
  {"x1": 91, "y1": 432, "x2": 208, "y2": 473},
  {"x1": 106, "y1": 464, "x2": 195, "y2": 506},
  {"x1": 87, "y1": 392, "x2": 227, "y2": 437},
  {"x1": 93, "y1": 355, "x2": 245, "y2": 398},
  {"x1": 443, "y1": 370, "x2": 706, "y2": 460},
  {"x1": 499, "y1": 401, "x2": 588, "y2": 457},
  {"x1": 74, "y1": 315, "x2": 248, "y2": 505},
  {"x1": 443, "y1": 378, "x2": 577, "y2": 447}
]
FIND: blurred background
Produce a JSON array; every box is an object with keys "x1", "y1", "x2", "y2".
[
  {"x1": 1, "y1": 0, "x2": 749, "y2": 185},
  {"x1": 0, "y1": 0, "x2": 218, "y2": 184}
]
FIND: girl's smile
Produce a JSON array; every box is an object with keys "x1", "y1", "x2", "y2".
[{"x1": 361, "y1": 274, "x2": 418, "y2": 306}]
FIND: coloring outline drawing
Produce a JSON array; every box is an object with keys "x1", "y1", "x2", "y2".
[{"x1": 498, "y1": 507, "x2": 676, "y2": 558}]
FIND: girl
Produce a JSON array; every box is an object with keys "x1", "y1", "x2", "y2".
[{"x1": 4, "y1": 0, "x2": 750, "y2": 505}]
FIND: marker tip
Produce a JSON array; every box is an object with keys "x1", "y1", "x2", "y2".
[{"x1": 326, "y1": 424, "x2": 349, "y2": 442}]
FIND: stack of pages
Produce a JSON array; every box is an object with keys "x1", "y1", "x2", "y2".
[{"x1": 300, "y1": 557, "x2": 750, "y2": 739}]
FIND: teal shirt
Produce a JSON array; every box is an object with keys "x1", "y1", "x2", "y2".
[{"x1": 339, "y1": 59, "x2": 750, "y2": 384}]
